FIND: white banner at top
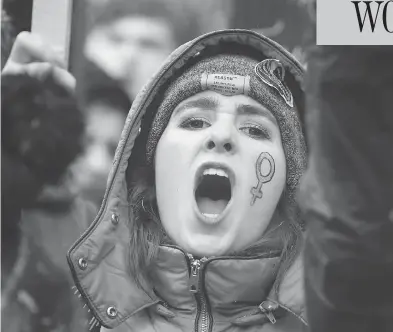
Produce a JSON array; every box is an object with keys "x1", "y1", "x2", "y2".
[{"x1": 317, "y1": 0, "x2": 393, "y2": 45}]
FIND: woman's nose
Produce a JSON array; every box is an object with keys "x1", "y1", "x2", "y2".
[{"x1": 204, "y1": 122, "x2": 237, "y2": 154}]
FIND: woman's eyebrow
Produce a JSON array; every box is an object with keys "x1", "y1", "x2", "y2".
[
  {"x1": 173, "y1": 96, "x2": 219, "y2": 116},
  {"x1": 236, "y1": 103, "x2": 277, "y2": 125}
]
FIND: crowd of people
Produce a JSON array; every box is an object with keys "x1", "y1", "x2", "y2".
[{"x1": 1, "y1": 0, "x2": 392, "y2": 332}]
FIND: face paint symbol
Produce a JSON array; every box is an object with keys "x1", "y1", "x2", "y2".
[{"x1": 250, "y1": 152, "x2": 275, "y2": 206}]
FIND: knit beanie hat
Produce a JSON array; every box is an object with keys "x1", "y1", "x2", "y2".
[{"x1": 145, "y1": 53, "x2": 306, "y2": 212}]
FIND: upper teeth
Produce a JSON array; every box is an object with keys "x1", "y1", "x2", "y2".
[{"x1": 202, "y1": 168, "x2": 228, "y2": 178}]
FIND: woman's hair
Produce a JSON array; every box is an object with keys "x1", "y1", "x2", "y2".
[
  {"x1": 127, "y1": 164, "x2": 164, "y2": 288},
  {"x1": 127, "y1": 163, "x2": 303, "y2": 295}
]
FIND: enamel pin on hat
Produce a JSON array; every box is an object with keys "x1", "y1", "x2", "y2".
[{"x1": 255, "y1": 59, "x2": 294, "y2": 108}]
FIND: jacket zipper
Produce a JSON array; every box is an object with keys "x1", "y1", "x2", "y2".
[
  {"x1": 161, "y1": 245, "x2": 282, "y2": 330},
  {"x1": 188, "y1": 254, "x2": 211, "y2": 332}
]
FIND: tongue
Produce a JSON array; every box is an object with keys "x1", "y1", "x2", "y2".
[{"x1": 197, "y1": 197, "x2": 228, "y2": 214}]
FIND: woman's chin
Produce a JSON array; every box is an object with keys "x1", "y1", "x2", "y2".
[{"x1": 178, "y1": 233, "x2": 234, "y2": 258}]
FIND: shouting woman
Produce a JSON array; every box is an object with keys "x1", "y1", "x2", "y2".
[{"x1": 68, "y1": 29, "x2": 307, "y2": 332}]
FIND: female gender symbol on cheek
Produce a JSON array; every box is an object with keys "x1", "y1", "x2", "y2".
[{"x1": 250, "y1": 152, "x2": 276, "y2": 206}]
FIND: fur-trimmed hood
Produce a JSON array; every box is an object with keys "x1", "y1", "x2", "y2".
[{"x1": 67, "y1": 29, "x2": 306, "y2": 331}]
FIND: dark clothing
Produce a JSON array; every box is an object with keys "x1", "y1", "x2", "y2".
[
  {"x1": 300, "y1": 46, "x2": 393, "y2": 331},
  {"x1": 1, "y1": 186, "x2": 97, "y2": 332},
  {"x1": 79, "y1": 58, "x2": 131, "y2": 114}
]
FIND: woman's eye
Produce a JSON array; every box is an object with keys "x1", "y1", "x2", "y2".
[
  {"x1": 180, "y1": 118, "x2": 210, "y2": 130},
  {"x1": 240, "y1": 125, "x2": 271, "y2": 140}
]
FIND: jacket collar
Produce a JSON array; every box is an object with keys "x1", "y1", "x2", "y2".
[
  {"x1": 151, "y1": 245, "x2": 281, "y2": 320},
  {"x1": 67, "y1": 207, "x2": 306, "y2": 329}
]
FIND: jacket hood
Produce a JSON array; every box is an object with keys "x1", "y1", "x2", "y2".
[{"x1": 67, "y1": 29, "x2": 306, "y2": 329}]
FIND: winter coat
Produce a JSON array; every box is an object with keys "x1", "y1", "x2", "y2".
[
  {"x1": 67, "y1": 30, "x2": 308, "y2": 332},
  {"x1": 300, "y1": 46, "x2": 393, "y2": 331}
]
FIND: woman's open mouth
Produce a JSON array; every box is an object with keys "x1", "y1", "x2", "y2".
[{"x1": 194, "y1": 164, "x2": 234, "y2": 224}]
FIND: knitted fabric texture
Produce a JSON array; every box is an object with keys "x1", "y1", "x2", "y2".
[{"x1": 146, "y1": 54, "x2": 306, "y2": 208}]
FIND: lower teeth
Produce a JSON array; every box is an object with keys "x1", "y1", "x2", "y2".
[{"x1": 202, "y1": 213, "x2": 219, "y2": 219}]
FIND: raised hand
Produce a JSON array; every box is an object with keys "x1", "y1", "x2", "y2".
[{"x1": 2, "y1": 31, "x2": 76, "y2": 94}]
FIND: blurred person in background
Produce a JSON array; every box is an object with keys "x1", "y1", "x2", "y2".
[
  {"x1": 302, "y1": 44, "x2": 393, "y2": 332},
  {"x1": 1, "y1": 33, "x2": 95, "y2": 332},
  {"x1": 84, "y1": 0, "x2": 201, "y2": 102},
  {"x1": 69, "y1": 60, "x2": 132, "y2": 205},
  {"x1": 70, "y1": 0, "x2": 202, "y2": 205},
  {"x1": 299, "y1": 1, "x2": 393, "y2": 331}
]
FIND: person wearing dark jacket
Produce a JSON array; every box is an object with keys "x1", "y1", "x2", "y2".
[
  {"x1": 300, "y1": 45, "x2": 393, "y2": 331},
  {"x1": 1, "y1": 33, "x2": 96, "y2": 332}
]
